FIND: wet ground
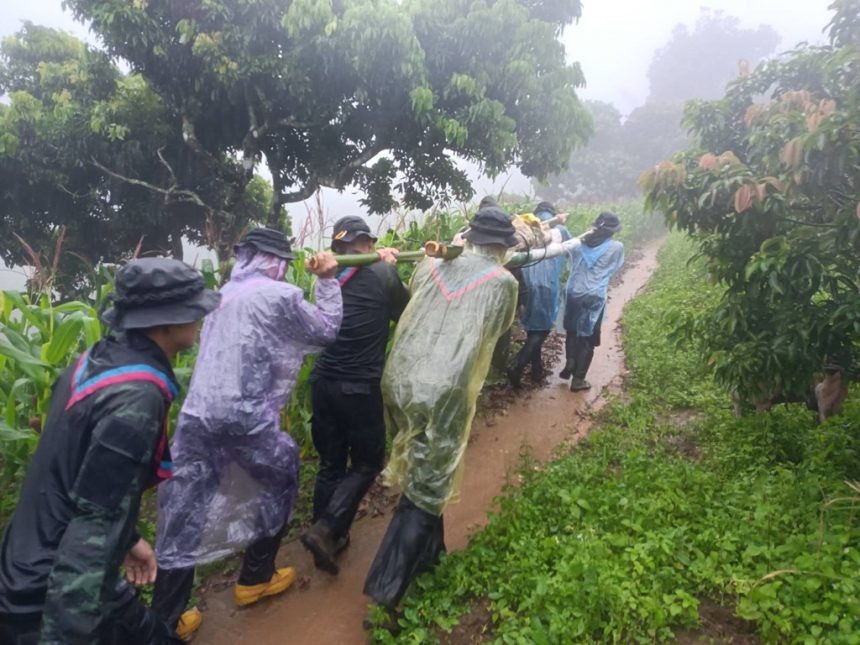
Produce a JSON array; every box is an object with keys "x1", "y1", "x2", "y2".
[{"x1": 192, "y1": 236, "x2": 664, "y2": 644}]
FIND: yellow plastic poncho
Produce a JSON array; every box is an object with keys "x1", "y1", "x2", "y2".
[{"x1": 382, "y1": 247, "x2": 518, "y2": 516}]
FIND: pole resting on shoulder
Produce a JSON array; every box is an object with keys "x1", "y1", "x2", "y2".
[{"x1": 308, "y1": 229, "x2": 588, "y2": 271}]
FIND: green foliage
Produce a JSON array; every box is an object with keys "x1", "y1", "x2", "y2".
[
  {"x1": 370, "y1": 234, "x2": 860, "y2": 643},
  {"x1": 61, "y1": 0, "x2": 590, "y2": 226},
  {"x1": 642, "y1": 3, "x2": 860, "y2": 401},
  {"x1": 0, "y1": 23, "x2": 241, "y2": 292},
  {"x1": 0, "y1": 290, "x2": 101, "y2": 523}
]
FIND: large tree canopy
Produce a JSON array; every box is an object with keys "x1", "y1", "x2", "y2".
[
  {"x1": 0, "y1": 23, "x2": 269, "y2": 289},
  {"x1": 62, "y1": 0, "x2": 590, "y2": 239},
  {"x1": 642, "y1": 0, "x2": 860, "y2": 402}
]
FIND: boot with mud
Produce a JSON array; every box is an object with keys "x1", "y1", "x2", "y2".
[
  {"x1": 233, "y1": 566, "x2": 296, "y2": 607},
  {"x1": 175, "y1": 608, "x2": 202, "y2": 642},
  {"x1": 300, "y1": 521, "x2": 340, "y2": 574},
  {"x1": 569, "y1": 377, "x2": 591, "y2": 392}
]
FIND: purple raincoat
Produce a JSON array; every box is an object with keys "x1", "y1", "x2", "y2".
[{"x1": 156, "y1": 252, "x2": 342, "y2": 569}]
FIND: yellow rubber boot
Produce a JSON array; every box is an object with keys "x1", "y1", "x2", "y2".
[
  {"x1": 233, "y1": 567, "x2": 296, "y2": 607},
  {"x1": 176, "y1": 608, "x2": 202, "y2": 642}
]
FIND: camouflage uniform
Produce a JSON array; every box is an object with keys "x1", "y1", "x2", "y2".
[
  {"x1": 0, "y1": 332, "x2": 183, "y2": 644},
  {"x1": 0, "y1": 257, "x2": 219, "y2": 644}
]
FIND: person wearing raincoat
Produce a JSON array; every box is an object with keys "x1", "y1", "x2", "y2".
[
  {"x1": 0, "y1": 258, "x2": 219, "y2": 645},
  {"x1": 363, "y1": 207, "x2": 519, "y2": 611},
  {"x1": 559, "y1": 212, "x2": 624, "y2": 391},
  {"x1": 151, "y1": 228, "x2": 341, "y2": 640},
  {"x1": 508, "y1": 201, "x2": 571, "y2": 388}
]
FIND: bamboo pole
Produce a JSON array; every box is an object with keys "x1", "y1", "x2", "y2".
[{"x1": 309, "y1": 237, "x2": 582, "y2": 270}]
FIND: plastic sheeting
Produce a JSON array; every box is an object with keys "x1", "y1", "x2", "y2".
[
  {"x1": 156, "y1": 251, "x2": 343, "y2": 569},
  {"x1": 563, "y1": 239, "x2": 624, "y2": 337},
  {"x1": 519, "y1": 211, "x2": 571, "y2": 331},
  {"x1": 382, "y1": 247, "x2": 518, "y2": 516}
]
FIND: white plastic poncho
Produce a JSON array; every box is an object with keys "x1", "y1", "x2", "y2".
[
  {"x1": 156, "y1": 251, "x2": 342, "y2": 569},
  {"x1": 563, "y1": 240, "x2": 624, "y2": 337},
  {"x1": 382, "y1": 248, "x2": 518, "y2": 516}
]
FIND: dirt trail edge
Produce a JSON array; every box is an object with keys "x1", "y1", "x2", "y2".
[{"x1": 194, "y1": 236, "x2": 664, "y2": 645}]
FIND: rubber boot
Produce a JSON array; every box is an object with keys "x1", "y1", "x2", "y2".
[
  {"x1": 233, "y1": 567, "x2": 296, "y2": 607},
  {"x1": 176, "y1": 609, "x2": 202, "y2": 642},
  {"x1": 559, "y1": 334, "x2": 577, "y2": 379},
  {"x1": 573, "y1": 337, "x2": 595, "y2": 381},
  {"x1": 301, "y1": 520, "x2": 340, "y2": 575},
  {"x1": 569, "y1": 337, "x2": 595, "y2": 391}
]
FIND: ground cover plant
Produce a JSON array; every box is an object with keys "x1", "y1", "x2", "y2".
[{"x1": 368, "y1": 233, "x2": 860, "y2": 644}]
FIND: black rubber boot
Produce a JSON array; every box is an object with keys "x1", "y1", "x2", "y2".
[
  {"x1": 573, "y1": 337, "x2": 595, "y2": 381},
  {"x1": 559, "y1": 334, "x2": 577, "y2": 379}
]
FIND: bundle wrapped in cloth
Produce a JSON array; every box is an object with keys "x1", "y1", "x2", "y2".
[{"x1": 452, "y1": 200, "x2": 566, "y2": 251}]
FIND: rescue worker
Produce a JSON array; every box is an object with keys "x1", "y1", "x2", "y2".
[
  {"x1": 300, "y1": 216, "x2": 409, "y2": 575},
  {"x1": 151, "y1": 229, "x2": 341, "y2": 639},
  {"x1": 559, "y1": 212, "x2": 624, "y2": 391},
  {"x1": 364, "y1": 206, "x2": 519, "y2": 611},
  {"x1": 508, "y1": 201, "x2": 570, "y2": 388},
  {"x1": 0, "y1": 258, "x2": 219, "y2": 644},
  {"x1": 477, "y1": 196, "x2": 528, "y2": 385}
]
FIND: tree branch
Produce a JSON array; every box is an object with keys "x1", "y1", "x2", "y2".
[
  {"x1": 92, "y1": 158, "x2": 210, "y2": 210},
  {"x1": 320, "y1": 142, "x2": 387, "y2": 189}
]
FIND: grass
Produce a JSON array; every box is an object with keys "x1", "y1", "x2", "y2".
[{"x1": 367, "y1": 234, "x2": 860, "y2": 644}]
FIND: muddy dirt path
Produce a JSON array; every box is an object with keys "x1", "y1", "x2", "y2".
[{"x1": 193, "y1": 237, "x2": 663, "y2": 644}]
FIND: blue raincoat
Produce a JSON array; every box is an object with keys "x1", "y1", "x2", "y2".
[
  {"x1": 519, "y1": 212, "x2": 571, "y2": 331},
  {"x1": 563, "y1": 239, "x2": 624, "y2": 337}
]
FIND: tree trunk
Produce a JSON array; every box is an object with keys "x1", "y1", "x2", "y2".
[{"x1": 169, "y1": 227, "x2": 184, "y2": 260}]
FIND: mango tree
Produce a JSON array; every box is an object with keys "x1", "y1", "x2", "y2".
[
  {"x1": 63, "y1": 0, "x2": 591, "y2": 257},
  {"x1": 642, "y1": 0, "x2": 860, "y2": 404}
]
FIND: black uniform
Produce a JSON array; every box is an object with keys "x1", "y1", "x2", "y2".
[{"x1": 310, "y1": 262, "x2": 409, "y2": 539}]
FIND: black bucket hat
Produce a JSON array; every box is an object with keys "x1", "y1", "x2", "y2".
[
  {"x1": 101, "y1": 258, "x2": 220, "y2": 330},
  {"x1": 593, "y1": 211, "x2": 622, "y2": 234},
  {"x1": 463, "y1": 207, "x2": 519, "y2": 248},
  {"x1": 478, "y1": 195, "x2": 499, "y2": 209},
  {"x1": 234, "y1": 228, "x2": 295, "y2": 260},
  {"x1": 331, "y1": 216, "x2": 377, "y2": 249},
  {"x1": 535, "y1": 201, "x2": 557, "y2": 216}
]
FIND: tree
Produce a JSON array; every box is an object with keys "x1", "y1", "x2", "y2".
[
  {"x1": 537, "y1": 9, "x2": 779, "y2": 203},
  {"x1": 535, "y1": 100, "x2": 691, "y2": 202},
  {"x1": 535, "y1": 100, "x2": 634, "y2": 202},
  {"x1": 641, "y1": 0, "x2": 860, "y2": 403},
  {"x1": 647, "y1": 9, "x2": 780, "y2": 104},
  {"x1": 0, "y1": 23, "x2": 270, "y2": 292},
  {"x1": 62, "y1": 0, "x2": 591, "y2": 256}
]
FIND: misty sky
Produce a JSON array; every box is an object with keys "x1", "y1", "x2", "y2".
[{"x1": 2, "y1": 0, "x2": 833, "y2": 114}]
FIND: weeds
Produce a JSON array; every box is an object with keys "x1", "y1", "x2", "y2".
[{"x1": 369, "y1": 234, "x2": 860, "y2": 644}]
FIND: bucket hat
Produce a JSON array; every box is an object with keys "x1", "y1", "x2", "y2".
[
  {"x1": 235, "y1": 228, "x2": 295, "y2": 260},
  {"x1": 101, "y1": 258, "x2": 220, "y2": 330},
  {"x1": 463, "y1": 207, "x2": 519, "y2": 247}
]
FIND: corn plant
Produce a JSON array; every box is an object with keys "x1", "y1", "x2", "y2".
[{"x1": 0, "y1": 290, "x2": 101, "y2": 515}]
